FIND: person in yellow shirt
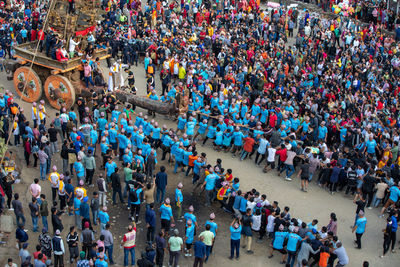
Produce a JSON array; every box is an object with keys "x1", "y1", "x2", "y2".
[
  {"x1": 178, "y1": 64, "x2": 186, "y2": 81},
  {"x1": 74, "y1": 179, "x2": 87, "y2": 199},
  {"x1": 48, "y1": 166, "x2": 60, "y2": 202}
]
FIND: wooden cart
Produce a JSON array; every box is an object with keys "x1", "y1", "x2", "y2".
[
  {"x1": 12, "y1": 0, "x2": 110, "y2": 110},
  {"x1": 13, "y1": 42, "x2": 109, "y2": 110}
]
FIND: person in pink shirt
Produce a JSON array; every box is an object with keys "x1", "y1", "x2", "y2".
[
  {"x1": 29, "y1": 178, "x2": 42, "y2": 204},
  {"x1": 83, "y1": 61, "x2": 94, "y2": 88}
]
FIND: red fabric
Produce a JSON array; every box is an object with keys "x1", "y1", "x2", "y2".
[{"x1": 75, "y1": 25, "x2": 96, "y2": 37}]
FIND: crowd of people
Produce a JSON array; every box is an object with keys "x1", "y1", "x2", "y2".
[{"x1": 0, "y1": 0, "x2": 400, "y2": 266}]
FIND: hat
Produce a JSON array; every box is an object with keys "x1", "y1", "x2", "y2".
[
  {"x1": 234, "y1": 223, "x2": 240, "y2": 229},
  {"x1": 312, "y1": 228, "x2": 317, "y2": 234},
  {"x1": 59, "y1": 174, "x2": 64, "y2": 179},
  {"x1": 165, "y1": 198, "x2": 170, "y2": 204},
  {"x1": 22, "y1": 243, "x2": 28, "y2": 249},
  {"x1": 79, "y1": 180, "x2": 84, "y2": 185},
  {"x1": 174, "y1": 229, "x2": 179, "y2": 235},
  {"x1": 42, "y1": 227, "x2": 47, "y2": 233},
  {"x1": 80, "y1": 251, "x2": 86, "y2": 259},
  {"x1": 358, "y1": 210, "x2": 364, "y2": 216},
  {"x1": 55, "y1": 229, "x2": 61, "y2": 235},
  {"x1": 84, "y1": 221, "x2": 90, "y2": 228},
  {"x1": 52, "y1": 165, "x2": 57, "y2": 171},
  {"x1": 209, "y1": 213, "x2": 215, "y2": 219},
  {"x1": 189, "y1": 205, "x2": 194, "y2": 212},
  {"x1": 77, "y1": 136, "x2": 81, "y2": 140},
  {"x1": 256, "y1": 203, "x2": 262, "y2": 207},
  {"x1": 103, "y1": 206, "x2": 108, "y2": 211},
  {"x1": 177, "y1": 182, "x2": 183, "y2": 189}
]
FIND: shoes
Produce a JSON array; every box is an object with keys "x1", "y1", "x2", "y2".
[
  {"x1": 392, "y1": 250, "x2": 395, "y2": 253},
  {"x1": 285, "y1": 177, "x2": 292, "y2": 181},
  {"x1": 367, "y1": 207, "x2": 372, "y2": 210},
  {"x1": 380, "y1": 255, "x2": 384, "y2": 258},
  {"x1": 246, "y1": 250, "x2": 254, "y2": 254},
  {"x1": 228, "y1": 256, "x2": 233, "y2": 260}
]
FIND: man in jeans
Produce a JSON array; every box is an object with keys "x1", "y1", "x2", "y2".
[
  {"x1": 155, "y1": 166, "x2": 167, "y2": 203},
  {"x1": 101, "y1": 223, "x2": 114, "y2": 265},
  {"x1": 168, "y1": 229, "x2": 183, "y2": 267},
  {"x1": 201, "y1": 167, "x2": 218, "y2": 207},
  {"x1": 121, "y1": 223, "x2": 137, "y2": 266},
  {"x1": 83, "y1": 150, "x2": 96, "y2": 187},
  {"x1": 12, "y1": 193, "x2": 25, "y2": 226},
  {"x1": 28, "y1": 197, "x2": 39, "y2": 232},
  {"x1": 38, "y1": 146, "x2": 48, "y2": 181}
]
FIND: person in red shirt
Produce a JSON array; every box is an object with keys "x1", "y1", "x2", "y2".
[
  {"x1": 33, "y1": 244, "x2": 48, "y2": 263},
  {"x1": 269, "y1": 110, "x2": 278, "y2": 128},
  {"x1": 240, "y1": 135, "x2": 255, "y2": 161},
  {"x1": 275, "y1": 144, "x2": 287, "y2": 173}
]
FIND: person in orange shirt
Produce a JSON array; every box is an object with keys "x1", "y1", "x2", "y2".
[
  {"x1": 240, "y1": 135, "x2": 255, "y2": 161},
  {"x1": 318, "y1": 246, "x2": 330, "y2": 267},
  {"x1": 186, "y1": 151, "x2": 198, "y2": 177}
]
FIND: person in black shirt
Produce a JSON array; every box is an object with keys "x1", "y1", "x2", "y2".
[
  {"x1": 47, "y1": 123, "x2": 58, "y2": 154},
  {"x1": 110, "y1": 168, "x2": 124, "y2": 205}
]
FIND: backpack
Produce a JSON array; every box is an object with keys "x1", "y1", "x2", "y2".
[{"x1": 129, "y1": 188, "x2": 138, "y2": 203}]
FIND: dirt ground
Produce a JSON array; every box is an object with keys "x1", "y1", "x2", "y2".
[{"x1": 0, "y1": 36, "x2": 399, "y2": 267}]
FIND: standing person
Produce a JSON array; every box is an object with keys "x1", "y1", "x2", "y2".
[
  {"x1": 326, "y1": 212, "x2": 338, "y2": 236},
  {"x1": 387, "y1": 210, "x2": 398, "y2": 254},
  {"x1": 199, "y1": 224, "x2": 214, "y2": 262},
  {"x1": 51, "y1": 229, "x2": 65, "y2": 267},
  {"x1": 38, "y1": 228, "x2": 52, "y2": 260},
  {"x1": 12, "y1": 193, "x2": 25, "y2": 226},
  {"x1": 66, "y1": 226, "x2": 79, "y2": 264},
  {"x1": 48, "y1": 166, "x2": 60, "y2": 202},
  {"x1": 155, "y1": 232, "x2": 166, "y2": 267},
  {"x1": 193, "y1": 236, "x2": 206, "y2": 267},
  {"x1": 97, "y1": 173, "x2": 107, "y2": 206},
  {"x1": 184, "y1": 219, "x2": 195, "y2": 257},
  {"x1": 90, "y1": 192, "x2": 99, "y2": 226},
  {"x1": 81, "y1": 221, "x2": 94, "y2": 258},
  {"x1": 229, "y1": 218, "x2": 242, "y2": 260},
  {"x1": 61, "y1": 141, "x2": 69, "y2": 174},
  {"x1": 83, "y1": 150, "x2": 96, "y2": 187},
  {"x1": 101, "y1": 223, "x2": 115, "y2": 265},
  {"x1": 160, "y1": 198, "x2": 174, "y2": 232},
  {"x1": 29, "y1": 178, "x2": 41, "y2": 204},
  {"x1": 155, "y1": 166, "x2": 168, "y2": 203},
  {"x1": 297, "y1": 158, "x2": 310, "y2": 192},
  {"x1": 111, "y1": 168, "x2": 124, "y2": 205},
  {"x1": 121, "y1": 223, "x2": 137, "y2": 267},
  {"x1": 98, "y1": 206, "x2": 110, "y2": 231},
  {"x1": 39, "y1": 194, "x2": 49, "y2": 231},
  {"x1": 28, "y1": 197, "x2": 39, "y2": 232},
  {"x1": 352, "y1": 210, "x2": 367, "y2": 249},
  {"x1": 168, "y1": 229, "x2": 183, "y2": 267},
  {"x1": 129, "y1": 182, "x2": 143, "y2": 223},
  {"x1": 381, "y1": 217, "x2": 393, "y2": 258},
  {"x1": 38, "y1": 146, "x2": 48, "y2": 181},
  {"x1": 145, "y1": 203, "x2": 156, "y2": 243},
  {"x1": 48, "y1": 123, "x2": 59, "y2": 154},
  {"x1": 241, "y1": 208, "x2": 254, "y2": 254},
  {"x1": 175, "y1": 183, "x2": 183, "y2": 220}
]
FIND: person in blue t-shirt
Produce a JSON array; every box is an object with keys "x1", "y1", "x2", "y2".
[
  {"x1": 353, "y1": 211, "x2": 367, "y2": 249},
  {"x1": 286, "y1": 229, "x2": 302, "y2": 267},
  {"x1": 184, "y1": 220, "x2": 195, "y2": 256},
  {"x1": 202, "y1": 170, "x2": 218, "y2": 206},
  {"x1": 229, "y1": 218, "x2": 242, "y2": 259},
  {"x1": 160, "y1": 198, "x2": 174, "y2": 232},
  {"x1": 105, "y1": 158, "x2": 117, "y2": 182},
  {"x1": 269, "y1": 225, "x2": 288, "y2": 263}
]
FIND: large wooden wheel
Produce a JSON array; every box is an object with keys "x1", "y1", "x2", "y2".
[
  {"x1": 13, "y1": 66, "x2": 43, "y2": 103},
  {"x1": 44, "y1": 75, "x2": 76, "y2": 110}
]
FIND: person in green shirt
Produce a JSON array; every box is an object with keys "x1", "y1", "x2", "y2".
[
  {"x1": 168, "y1": 229, "x2": 183, "y2": 267},
  {"x1": 123, "y1": 162, "x2": 134, "y2": 200},
  {"x1": 391, "y1": 141, "x2": 399, "y2": 163}
]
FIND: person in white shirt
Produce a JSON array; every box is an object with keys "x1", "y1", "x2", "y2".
[{"x1": 264, "y1": 145, "x2": 276, "y2": 173}]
